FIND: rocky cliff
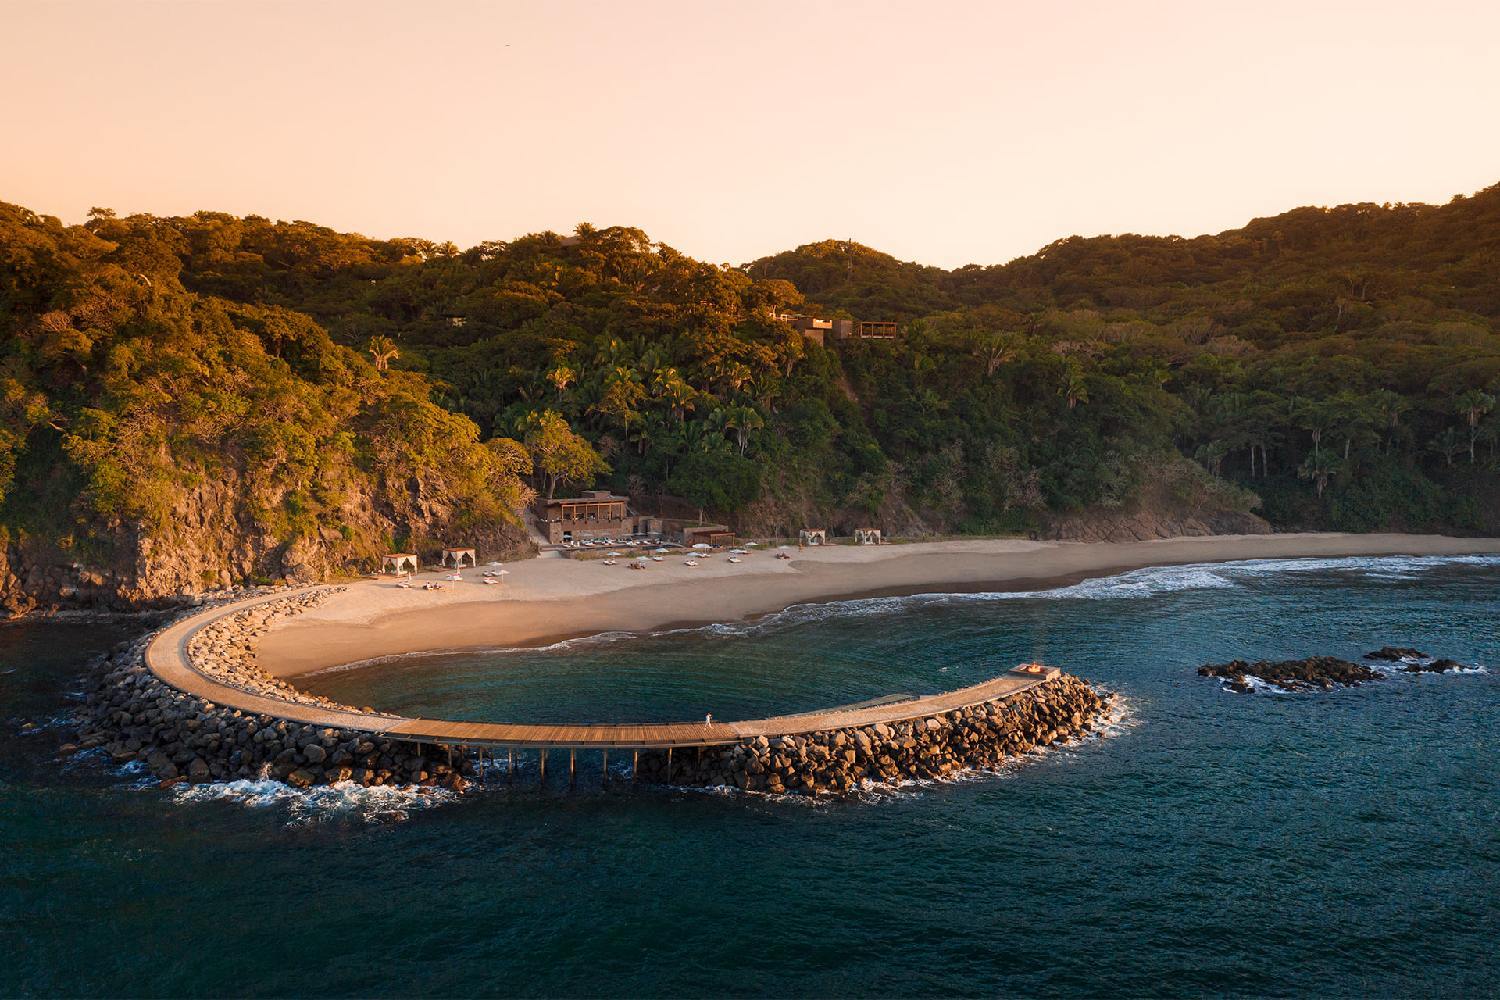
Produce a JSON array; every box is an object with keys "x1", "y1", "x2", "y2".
[{"x1": 0, "y1": 470, "x2": 533, "y2": 616}]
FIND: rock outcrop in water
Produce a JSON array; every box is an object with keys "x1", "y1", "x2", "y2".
[
  {"x1": 1399, "y1": 657, "x2": 1467, "y2": 674},
  {"x1": 1198, "y1": 656, "x2": 1382, "y2": 692},
  {"x1": 1363, "y1": 646, "x2": 1429, "y2": 662},
  {"x1": 634, "y1": 674, "x2": 1110, "y2": 797}
]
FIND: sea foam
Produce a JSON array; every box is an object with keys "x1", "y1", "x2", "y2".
[
  {"x1": 306, "y1": 554, "x2": 1500, "y2": 671},
  {"x1": 170, "y1": 777, "x2": 458, "y2": 825}
]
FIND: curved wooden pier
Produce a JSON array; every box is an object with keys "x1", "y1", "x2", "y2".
[{"x1": 145, "y1": 587, "x2": 1051, "y2": 750}]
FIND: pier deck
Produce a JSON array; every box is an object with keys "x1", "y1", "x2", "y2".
[{"x1": 145, "y1": 588, "x2": 1048, "y2": 750}]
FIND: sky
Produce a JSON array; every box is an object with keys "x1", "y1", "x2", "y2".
[{"x1": 3, "y1": 0, "x2": 1498, "y2": 268}]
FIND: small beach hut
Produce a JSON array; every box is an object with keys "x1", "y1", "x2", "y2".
[
  {"x1": 440, "y1": 547, "x2": 477, "y2": 569},
  {"x1": 854, "y1": 528, "x2": 882, "y2": 545},
  {"x1": 381, "y1": 553, "x2": 419, "y2": 575},
  {"x1": 798, "y1": 528, "x2": 827, "y2": 546}
]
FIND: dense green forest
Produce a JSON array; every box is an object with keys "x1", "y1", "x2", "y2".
[
  {"x1": 4, "y1": 185, "x2": 1500, "y2": 604},
  {"x1": 0, "y1": 202, "x2": 531, "y2": 608}
]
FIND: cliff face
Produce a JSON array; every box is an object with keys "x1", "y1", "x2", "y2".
[{"x1": 0, "y1": 470, "x2": 533, "y2": 616}]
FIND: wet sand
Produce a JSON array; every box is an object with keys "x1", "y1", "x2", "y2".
[{"x1": 255, "y1": 533, "x2": 1500, "y2": 677}]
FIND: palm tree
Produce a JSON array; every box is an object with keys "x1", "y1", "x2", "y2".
[
  {"x1": 1428, "y1": 427, "x2": 1466, "y2": 468},
  {"x1": 1295, "y1": 398, "x2": 1337, "y2": 461},
  {"x1": 1298, "y1": 453, "x2": 1339, "y2": 498},
  {"x1": 651, "y1": 367, "x2": 697, "y2": 423},
  {"x1": 366, "y1": 335, "x2": 399, "y2": 372},
  {"x1": 1454, "y1": 389, "x2": 1496, "y2": 463},
  {"x1": 1195, "y1": 440, "x2": 1230, "y2": 478},
  {"x1": 717, "y1": 404, "x2": 764, "y2": 456},
  {"x1": 1060, "y1": 363, "x2": 1088, "y2": 410},
  {"x1": 546, "y1": 364, "x2": 576, "y2": 399}
]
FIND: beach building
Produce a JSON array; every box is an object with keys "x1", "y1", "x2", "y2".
[
  {"x1": 672, "y1": 522, "x2": 734, "y2": 546},
  {"x1": 535, "y1": 490, "x2": 636, "y2": 544},
  {"x1": 799, "y1": 528, "x2": 827, "y2": 546},
  {"x1": 854, "y1": 528, "x2": 883, "y2": 545}
]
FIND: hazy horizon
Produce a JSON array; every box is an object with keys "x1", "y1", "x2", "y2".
[{"x1": 5, "y1": 0, "x2": 1499, "y2": 268}]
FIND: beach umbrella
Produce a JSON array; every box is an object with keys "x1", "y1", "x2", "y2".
[
  {"x1": 692, "y1": 543, "x2": 712, "y2": 550},
  {"x1": 653, "y1": 547, "x2": 669, "y2": 553},
  {"x1": 607, "y1": 551, "x2": 622, "y2": 557}
]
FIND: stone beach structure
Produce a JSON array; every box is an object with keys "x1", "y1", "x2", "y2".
[
  {"x1": 74, "y1": 590, "x2": 474, "y2": 791},
  {"x1": 634, "y1": 674, "x2": 1108, "y2": 796},
  {"x1": 72, "y1": 586, "x2": 1112, "y2": 799}
]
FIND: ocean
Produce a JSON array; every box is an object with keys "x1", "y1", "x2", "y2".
[{"x1": 3, "y1": 555, "x2": 1497, "y2": 997}]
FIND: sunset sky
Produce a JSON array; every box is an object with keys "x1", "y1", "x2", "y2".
[{"x1": 4, "y1": 0, "x2": 1498, "y2": 268}]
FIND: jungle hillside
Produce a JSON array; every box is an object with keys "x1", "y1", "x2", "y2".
[{"x1": 4, "y1": 184, "x2": 1500, "y2": 608}]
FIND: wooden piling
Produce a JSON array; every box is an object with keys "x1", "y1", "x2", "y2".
[
  {"x1": 508, "y1": 749, "x2": 514, "y2": 781},
  {"x1": 666, "y1": 746, "x2": 673, "y2": 783},
  {"x1": 569, "y1": 748, "x2": 576, "y2": 788},
  {"x1": 540, "y1": 748, "x2": 548, "y2": 785},
  {"x1": 601, "y1": 749, "x2": 609, "y2": 787},
  {"x1": 632, "y1": 750, "x2": 639, "y2": 783}
]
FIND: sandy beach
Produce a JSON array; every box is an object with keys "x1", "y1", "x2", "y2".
[{"x1": 252, "y1": 533, "x2": 1500, "y2": 677}]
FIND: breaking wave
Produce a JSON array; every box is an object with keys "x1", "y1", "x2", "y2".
[
  {"x1": 170, "y1": 778, "x2": 458, "y2": 825},
  {"x1": 310, "y1": 554, "x2": 1500, "y2": 671}
]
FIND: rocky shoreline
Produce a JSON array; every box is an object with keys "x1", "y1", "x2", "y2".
[{"x1": 634, "y1": 673, "x2": 1111, "y2": 796}]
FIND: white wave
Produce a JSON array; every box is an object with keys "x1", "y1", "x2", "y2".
[
  {"x1": 1234, "y1": 675, "x2": 1295, "y2": 695},
  {"x1": 171, "y1": 778, "x2": 457, "y2": 825},
  {"x1": 310, "y1": 553, "x2": 1500, "y2": 670}
]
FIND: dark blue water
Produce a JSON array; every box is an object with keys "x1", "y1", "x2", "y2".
[{"x1": 3, "y1": 556, "x2": 1498, "y2": 997}]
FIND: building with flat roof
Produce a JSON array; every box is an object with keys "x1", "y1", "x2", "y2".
[
  {"x1": 775, "y1": 312, "x2": 897, "y2": 345},
  {"x1": 535, "y1": 490, "x2": 635, "y2": 544}
]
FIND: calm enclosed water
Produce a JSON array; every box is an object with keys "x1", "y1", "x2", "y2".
[{"x1": 3, "y1": 556, "x2": 1498, "y2": 997}]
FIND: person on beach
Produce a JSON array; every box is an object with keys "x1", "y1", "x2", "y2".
[{"x1": 704, "y1": 713, "x2": 713, "y2": 724}]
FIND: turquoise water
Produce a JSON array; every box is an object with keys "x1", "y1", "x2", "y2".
[{"x1": 3, "y1": 555, "x2": 1498, "y2": 997}]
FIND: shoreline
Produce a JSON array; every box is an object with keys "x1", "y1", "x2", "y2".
[{"x1": 255, "y1": 533, "x2": 1500, "y2": 678}]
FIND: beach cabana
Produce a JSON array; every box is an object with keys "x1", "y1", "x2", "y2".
[
  {"x1": 854, "y1": 528, "x2": 882, "y2": 545},
  {"x1": 381, "y1": 553, "x2": 419, "y2": 575},
  {"x1": 440, "y1": 547, "x2": 477, "y2": 569},
  {"x1": 799, "y1": 528, "x2": 827, "y2": 546}
]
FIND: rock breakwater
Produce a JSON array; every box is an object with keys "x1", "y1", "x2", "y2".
[
  {"x1": 184, "y1": 587, "x2": 370, "y2": 712},
  {"x1": 634, "y1": 673, "x2": 1110, "y2": 797},
  {"x1": 71, "y1": 595, "x2": 474, "y2": 792}
]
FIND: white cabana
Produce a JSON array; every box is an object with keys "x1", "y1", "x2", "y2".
[
  {"x1": 854, "y1": 528, "x2": 883, "y2": 545},
  {"x1": 441, "y1": 547, "x2": 477, "y2": 568},
  {"x1": 381, "y1": 553, "x2": 419, "y2": 575},
  {"x1": 798, "y1": 528, "x2": 827, "y2": 546}
]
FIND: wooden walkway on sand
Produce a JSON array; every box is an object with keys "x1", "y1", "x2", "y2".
[{"x1": 145, "y1": 588, "x2": 1049, "y2": 751}]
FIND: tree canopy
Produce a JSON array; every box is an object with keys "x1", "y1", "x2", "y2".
[{"x1": 7, "y1": 182, "x2": 1500, "y2": 565}]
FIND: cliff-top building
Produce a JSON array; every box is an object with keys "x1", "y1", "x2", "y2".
[{"x1": 775, "y1": 313, "x2": 899, "y2": 346}]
